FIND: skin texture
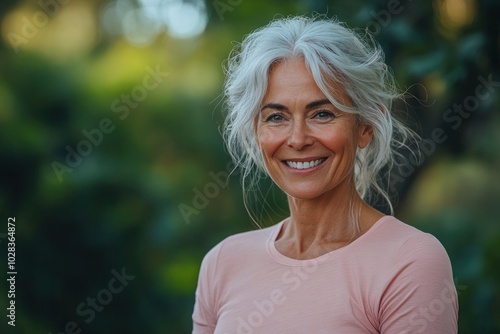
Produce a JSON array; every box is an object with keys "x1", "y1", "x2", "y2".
[{"x1": 256, "y1": 58, "x2": 384, "y2": 260}]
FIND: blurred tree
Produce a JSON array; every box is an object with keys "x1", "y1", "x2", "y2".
[{"x1": 0, "y1": 0, "x2": 498, "y2": 333}]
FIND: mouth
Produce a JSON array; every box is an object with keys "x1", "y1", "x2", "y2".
[{"x1": 284, "y1": 158, "x2": 327, "y2": 170}]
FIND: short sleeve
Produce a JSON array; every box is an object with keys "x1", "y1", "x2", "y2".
[
  {"x1": 379, "y1": 233, "x2": 458, "y2": 334},
  {"x1": 192, "y1": 243, "x2": 222, "y2": 334}
]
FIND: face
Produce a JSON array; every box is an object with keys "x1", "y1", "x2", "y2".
[{"x1": 256, "y1": 58, "x2": 373, "y2": 200}]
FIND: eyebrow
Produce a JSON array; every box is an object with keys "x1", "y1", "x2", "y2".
[
  {"x1": 306, "y1": 99, "x2": 332, "y2": 109},
  {"x1": 260, "y1": 99, "x2": 332, "y2": 111}
]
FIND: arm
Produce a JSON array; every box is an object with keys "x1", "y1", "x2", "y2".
[
  {"x1": 192, "y1": 244, "x2": 222, "y2": 334},
  {"x1": 379, "y1": 234, "x2": 458, "y2": 334}
]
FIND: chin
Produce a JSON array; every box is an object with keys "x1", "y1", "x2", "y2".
[{"x1": 281, "y1": 185, "x2": 329, "y2": 201}]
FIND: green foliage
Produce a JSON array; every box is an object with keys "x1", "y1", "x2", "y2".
[{"x1": 0, "y1": 0, "x2": 498, "y2": 333}]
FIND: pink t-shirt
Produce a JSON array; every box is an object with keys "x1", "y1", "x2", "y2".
[{"x1": 192, "y1": 216, "x2": 458, "y2": 333}]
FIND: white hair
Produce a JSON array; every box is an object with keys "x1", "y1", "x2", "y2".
[{"x1": 222, "y1": 15, "x2": 418, "y2": 224}]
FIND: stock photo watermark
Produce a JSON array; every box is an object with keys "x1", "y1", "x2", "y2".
[
  {"x1": 6, "y1": 217, "x2": 17, "y2": 327},
  {"x1": 229, "y1": 259, "x2": 320, "y2": 333},
  {"x1": 7, "y1": 0, "x2": 71, "y2": 53},
  {"x1": 391, "y1": 73, "x2": 499, "y2": 190},
  {"x1": 404, "y1": 278, "x2": 462, "y2": 334},
  {"x1": 178, "y1": 161, "x2": 237, "y2": 224},
  {"x1": 212, "y1": 0, "x2": 408, "y2": 28},
  {"x1": 212, "y1": 0, "x2": 242, "y2": 21},
  {"x1": 48, "y1": 267, "x2": 135, "y2": 334},
  {"x1": 365, "y1": 0, "x2": 405, "y2": 36},
  {"x1": 51, "y1": 64, "x2": 169, "y2": 182},
  {"x1": 229, "y1": 262, "x2": 464, "y2": 333}
]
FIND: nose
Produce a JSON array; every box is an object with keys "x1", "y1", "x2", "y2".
[{"x1": 287, "y1": 119, "x2": 313, "y2": 150}]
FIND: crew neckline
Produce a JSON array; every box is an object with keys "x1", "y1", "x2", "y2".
[{"x1": 266, "y1": 215, "x2": 392, "y2": 266}]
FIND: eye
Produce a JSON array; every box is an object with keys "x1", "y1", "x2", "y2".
[
  {"x1": 314, "y1": 109, "x2": 335, "y2": 120},
  {"x1": 265, "y1": 113, "x2": 285, "y2": 123}
]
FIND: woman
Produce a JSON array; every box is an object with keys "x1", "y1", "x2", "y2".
[{"x1": 193, "y1": 16, "x2": 458, "y2": 333}]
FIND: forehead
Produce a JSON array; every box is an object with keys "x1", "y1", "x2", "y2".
[
  {"x1": 266, "y1": 59, "x2": 319, "y2": 92},
  {"x1": 264, "y1": 58, "x2": 349, "y2": 105}
]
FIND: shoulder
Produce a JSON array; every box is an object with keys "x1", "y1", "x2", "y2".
[
  {"x1": 200, "y1": 223, "x2": 278, "y2": 268},
  {"x1": 373, "y1": 218, "x2": 458, "y2": 333},
  {"x1": 368, "y1": 217, "x2": 455, "y2": 303},
  {"x1": 359, "y1": 216, "x2": 453, "y2": 283},
  {"x1": 349, "y1": 216, "x2": 454, "y2": 282},
  {"x1": 373, "y1": 216, "x2": 450, "y2": 261},
  {"x1": 384, "y1": 217, "x2": 449, "y2": 262}
]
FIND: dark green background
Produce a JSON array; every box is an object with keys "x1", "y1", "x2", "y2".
[{"x1": 0, "y1": 0, "x2": 499, "y2": 332}]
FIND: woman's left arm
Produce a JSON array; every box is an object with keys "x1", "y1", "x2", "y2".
[{"x1": 379, "y1": 233, "x2": 459, "y2": 334}]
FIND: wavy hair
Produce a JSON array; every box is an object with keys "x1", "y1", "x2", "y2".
[{"x1": 222, "y1": 15, "x2": 418, "y2": 225}]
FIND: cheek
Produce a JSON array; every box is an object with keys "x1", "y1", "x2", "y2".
[
  {"x1": 257, "y1": 128, "x2": 282, "y2": 157},
  {"x1": 323, "y1": 131, "x2": 347, "y2": 150},
  {"x1": 321, "y1": 129, "x2": 358, "y2": 156}
]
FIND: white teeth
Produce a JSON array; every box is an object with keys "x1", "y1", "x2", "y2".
[{"x1": 286, "y1": 159, "x2": 325, "y2": 170}]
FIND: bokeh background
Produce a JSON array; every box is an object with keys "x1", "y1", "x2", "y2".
[{"x1": 0, "y1": 0, "x2": 499, "y2": 333}]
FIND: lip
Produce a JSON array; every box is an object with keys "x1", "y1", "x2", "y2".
[
  {"x1": 281, "y1": 157, "x2": 328, "y2": 173},
  {"x1": 283, "y1": 156, "x2": 326, "y2": 163}
]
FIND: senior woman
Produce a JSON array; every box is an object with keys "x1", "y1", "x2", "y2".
[{"x1": 193, "y1": 16, "x2": 458, "y2": 333}]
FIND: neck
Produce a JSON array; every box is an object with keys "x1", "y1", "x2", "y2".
[{"x1": 276, "y1": 179, "x2": 383, "y2": 259}]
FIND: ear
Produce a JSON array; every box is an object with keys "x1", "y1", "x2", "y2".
[{"x1": 358, "y1": 122, "x2": 373, "y2": 149}]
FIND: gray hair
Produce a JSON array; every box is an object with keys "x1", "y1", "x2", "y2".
[{"x1": 223, "y1": 15, "x2": 418, "y2": 222}]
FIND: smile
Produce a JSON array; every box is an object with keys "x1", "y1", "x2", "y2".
[{"x1": 285, "y1": 158, "x2": 326, "y2": 170}]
